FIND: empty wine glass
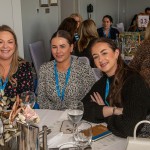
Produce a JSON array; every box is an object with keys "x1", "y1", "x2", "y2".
[
  {"x1": 68, "y1": 101, "x2": 84, "y2": 132},
  {"x1": 74, "y1": 121, "x2": 92, "y2": 150},
  {"x1": 20, "y1": 91, "x2": 36, "y2": 124},
  {"x1": 20, "y1": 91, "x2": 35, "y2": 108},
  {"x1": 20, "y1": 91, "x2": 36, "y2": 150}
]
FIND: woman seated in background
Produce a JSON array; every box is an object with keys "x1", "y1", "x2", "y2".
[
  {"x1": 97, "y1": 15, "x2": 119, "y2": 40},
  {"x1": 82, "y1": 37, "x2": 150, "y2": 138},
  {"x1": 74, "y1": 19, "x2": 99, "y2": 67},
  {"x1": 0, "y1": 25, "x2": 34, "y2": 109},
  {"x1": 128, "y1": 13, "x2": 146, "y2": 32},
  {"x1": 37, "y1": 30, "x2": 95, "y2": 110},
  {"x1": 129, "y1": 21, "x2": 150, "y2": 88}
]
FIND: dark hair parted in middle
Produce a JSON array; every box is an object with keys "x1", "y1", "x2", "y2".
[
  {"x1": 102, "y1": 15, "x2": 113, "y2": 23},
  {"x1": 50, "y1": 30, "x2": 73, "y2": 45}
]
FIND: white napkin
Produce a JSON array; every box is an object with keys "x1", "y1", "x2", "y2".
[{"x1": 47, "y1": 132, "x2": 73, "y2": 148}]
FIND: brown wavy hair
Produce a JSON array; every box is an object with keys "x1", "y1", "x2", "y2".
[
  {"x1": 90, "y1": 37, "x2": 129, "y2": 107},
  {"x1": 0, "y1": 25, "x2": 22, "y2": 86}
]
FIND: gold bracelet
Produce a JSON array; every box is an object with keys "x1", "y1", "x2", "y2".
[{"x1": 113, "y1": 107, "x2": 117, "y2": 115}]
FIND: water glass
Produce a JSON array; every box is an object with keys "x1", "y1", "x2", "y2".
[
  {"x1": 74, "y1": 121, "x2": 92, "y2": 149},
  {"x1": 68, "y1": 101, "x2": 84, "y2": 125}
]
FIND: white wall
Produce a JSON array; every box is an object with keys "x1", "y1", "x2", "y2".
[
  {"x1": 0, "y1": 0, "x2": 24, "y2": 58},
  {"x1": 60, "y1": 0, "x2": 77, "y2": 21},
  {"x1": 94, "y1": 0, "x2": 119, "y2": 28},
  {"x1": 21, "y1": 0, "x2": 60, "y2": 62},
  {"x1": 61, "y1": 0, "x2": 149, "y2": 30}
]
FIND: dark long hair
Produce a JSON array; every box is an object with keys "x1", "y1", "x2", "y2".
[
  {"x1": 57, "y1": 17, "x2": 78, "y2": 41},
  {"x1": 90, "y1": 38, "x2": 129, "y2": 106},
  {"x1": 102, "y1": 15, "x2": 113, "y2": 23}
]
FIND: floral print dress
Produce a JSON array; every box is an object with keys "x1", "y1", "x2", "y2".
[{"x1": 3, "y1": 58, "x2": 34, "y2": 109}]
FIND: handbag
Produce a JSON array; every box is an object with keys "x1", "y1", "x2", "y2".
[{"x1": 126, "y1": 120, "x2": 150, "y2": 150}]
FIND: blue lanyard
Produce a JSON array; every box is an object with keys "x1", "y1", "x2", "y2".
[
  {"x1": 103, "y1": 27, "x2": 111, "y2": 38},
  {"x1": 105, "y1": 78, "x2": 109, "y2": 106},
  {"x1": 0, "y1": 77, "x2": 8, "y2": 95},
  {"x1": 54, "y1": 61, "x2": 71, "y2": 101}
]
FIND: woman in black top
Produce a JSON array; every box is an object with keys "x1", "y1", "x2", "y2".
[
  {"x1": 82, "y1": 37, "x2": 150, "y2": 138},
  {"x1": 97, "y1": 15, "x2": 119, "y2": 40}
]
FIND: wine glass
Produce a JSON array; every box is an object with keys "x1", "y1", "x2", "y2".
[
  {"x1": 59, "y1": 143, "x2": 80, "y2": 150},
  {"x1": 68, "y1": 101, "x2": 84, "y2": 133},
  {"x1": 74, "y1": 121, "x2": 92, "y2": 150},
  {"x1": 20, "y1": 91, "x2": 36, "y2": 150},
  {"x1": 0, "y1": 118, "x2": 3, "y2": 138},
  {"x1": 20, "y1": 91, "x2": 35, "y2": 124},
  {"x1": 20, "y1": 91, "x2": 35, "y2": 108}
]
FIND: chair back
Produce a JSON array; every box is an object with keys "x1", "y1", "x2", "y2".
[
  {"x1": 29, "y1": 41, "x2": 48, "y2": 76},
  {"x1": 78, "y1": 56, "x2": 90, "y2": 65},
  {"x1": 116, "y1": 22, "x2": 124, "y2": 33},
  {"x1": 92, "y1": 68, "x2": 102, "y2": 81}
]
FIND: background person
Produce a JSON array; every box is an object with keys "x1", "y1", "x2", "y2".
[
  {"x1": 82, "y1": 37, "x2": 150, "y2": 138},
  {"x1": 74, "y1": 19, "x2": 99, "y2": 67},
  {"x1": 97, "y1": 15, "x2": 119, "y2": 40},
  {"x1": 37, "y1": 30, "x2": 95, "y2": 110}
]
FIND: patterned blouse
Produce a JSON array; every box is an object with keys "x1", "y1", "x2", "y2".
[
  {"x1": 4, "y1": 58, "x2": 34, "y2": 102},
  {"x1": 129, "y1": 40, "x2": 150, "y2": 88},
  {"x1": 37, "y1": 57, "x2": 96, "y2": 110}
]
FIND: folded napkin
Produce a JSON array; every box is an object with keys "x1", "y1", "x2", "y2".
[{"x1": 47, "y1": 132, "x2": 73, "y2": 148}]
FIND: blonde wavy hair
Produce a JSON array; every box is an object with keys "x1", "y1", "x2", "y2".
[
  {"x1": 78, "y1": 19, "x2": 99, "y2": 52},
  {"x1": 70, "y1": 13, "x2": 83, "y2": 23},
  {"x1": 0, "y1": 25, "x2": 22, "y2": 86}
]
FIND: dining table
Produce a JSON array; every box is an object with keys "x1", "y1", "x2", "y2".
[{"x1": 35, "y1": 109, "x2": 127, "y2": 150}]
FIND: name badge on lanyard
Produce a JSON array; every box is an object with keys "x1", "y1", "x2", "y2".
[
  {"x1": 54, "y1": 61, "x2": 71, "y2": 101},
  {"x1": 105, "y1": 78, "x2": 109, "y2": 106}
]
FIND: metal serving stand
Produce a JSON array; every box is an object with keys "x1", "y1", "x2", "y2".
[{"x1": 0, "y1": 119, "x2": 51, "y2": 150}]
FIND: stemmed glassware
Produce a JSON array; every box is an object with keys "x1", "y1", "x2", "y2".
[
  {"x1": 59, "y1": 143, "x2": 80, "y2": 150},
  {"x1": 20, "y1": 91, "x2": 36, "y2": 124},
  {"x1": 74, "y1": 121, "x2": 92, "y2": 150},
  {"x1": 20, "y1": 91, "x2": 35, "y2": 108},
  {"x1": 67, "y1": 101, "x2": 84, "y2": 133},
  {"x1": 0, "y1": 118, "x2": 3, "y2": 138},
  {"x1": 20, "y1": 91, "x2": 36, "y2": 150}
]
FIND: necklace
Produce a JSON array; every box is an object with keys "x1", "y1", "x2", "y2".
[
  {"x1": 54, "y1": 61, "x2": 71, "y2": 101},
  {"x1": 0, "y1": 77, "x2": 8, "y2": 99},
  {"x1": 0, "y1": 65, "x2": 11, "y2": 99}
]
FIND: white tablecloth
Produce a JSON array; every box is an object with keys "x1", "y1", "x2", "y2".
[{"x1": 35, "y1": 109, "x2": 127, "y2": 150}]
